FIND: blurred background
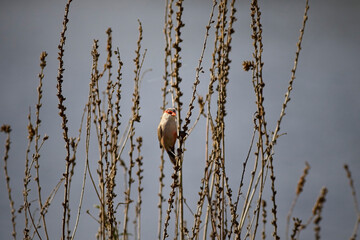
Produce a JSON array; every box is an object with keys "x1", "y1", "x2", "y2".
[{"x1": 0, "y1": 0, "x2": 359, "y2": 239}]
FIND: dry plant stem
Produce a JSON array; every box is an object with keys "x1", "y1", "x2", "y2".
[
  {"x1": 23, "y1": 110, "x2": 34, "y2": 240},
  {"x1": 239, "y1": 159, "x2": 268, "y2": 239},
  {"x1": 30, "y1": 177, "x2": 65, "y2": 240},
  {"x1": 112, "y1": 50, "x2": 123, "y2": 238},
  {"x1": 116, "y1": 49, "x2": 147, "y2": 162},
  {"x1": 104, "y1": 27, "x2": 119, "y2": 239},
  {"x1": 312, "y1": 187, "x2": 328, "y2": 240},
  {"x1": 222, "y1": 167, "x2": 236, "y2": 237},
  {"x1": 221, "y1": 161, "x2": 236, "y2": 238},
  {"x1": 122, "y1": 20, "x2": 144, "y2": 240},
  {"x1": 268, "y1": 1, "x2": 309, "y2": 236},
  {"x1": 171, "y1": 0, "x2": 185, "y2": 237},
  {"x1": 83, "y1": 94, "x2": 102, "y2": 221},
  {"x1": 157, "y1": 150, "x2": 166, "y2": 240},
  {"x1": 71, "y1": 107, "x2": 88, "y2": 240},
  {"x1": 229, "y1": 126, "x2": 256, "y2": 238},
  {"x1": 237, "y1": 129, "x2": 262, "y2": 237},
  {"x1": 199, "y1": 1, "x2": 223, "y2": 238},
  {"x1": 174, "y1": 191, "x2": 180, "y2": 239},
  {"x1": 66, "y1": 130, "x2": 82, "y2": 238},
  {"x1": 114, "y1": 47, "x2": 123, "y2": 168},
  {"x1": 261, "y1": 200, "x2": 267, "y2": 240},
  {"x1": 181, "y1": 1, "x2": 216, "y2": 238},
  {"x1": 162, "y1": 168, "x2": 180, "y2": 240},
  {"x1": 234, "y1": 73, "x2": 259, "y2": 239},
  {"x1": 197, "y1": 119, "x2": 213, "y2": 240},
  {"x1": 245, "y1": 11, "x2": 267, "y2": 238},
  {"x1": 86, "y1": 48, "x2": 102, "y2": 202},
  {"x1": 203, "y1": 0, "x2": 237, "y2": 237},
  {"x1": 245, "y1": 1, "x2": 268, "y2": 238},
  {"x1": 291, "y1": 219, "x2": 301, "y2": 240},
  {"x1": 298, "y1": 191, "x2": 323, "y2": 233},
  {"x1": 165, "y1": 0, "x2": 175, "y2": 107},
  {"x1": 344, "y1": 164, "x2": 360, "y2": 240},
  {"x1": 162, "y1": 0, "x2": 171, "y2": 110},
  {"x1": 1, "y1": 125, "x2": 16, "y2": 240},
  {"x1": 245, "y1": 205, "x2": 261, "y2": 239},
  {"x1": 237, "y1": 155, "x2": 273, "y2": 239},
  {"x1": 56, "y1": 0, "x2": 73, "y2": 239},
  {"x1": 158, "y1": 1, "x2": 171, "y2": 237},
  {"x1": 27, "y1": 205, "x2": 42, "y2": 240},
  {"x1": 90, "y1": 38, "x2": 106, "y2": 239},
  {"x1": 160, "y1": 3, "x2": 186, "y2": 234},
  {"x1": 114, "y1": 47, "x2": 123, "y2": 141},
  {"x1": 269, "y1": 155, "x2": 280, "y2": 240},
  {"x1": 286, "y1": 162, "x2": 310, "y2": 240},
  {"x1": 219, "y1": 0, "x2": 236, "y2": 237},
  {"x1": 271, "y1": 0, "x2": 309, "y2": 147},
  {"x1": 236, "y1": 151, "x2": 264, "y2": 237},
  {"x1": 237, "y1": 0, "x2": 310, "y2": 237},
  {"x1": 241, "y1": 4, "x2": 265, "y2": 237},
  {"x1": 31, "y1": 173, "x2": 63, "y2": 239},
  {"x1": 42, "y1": 176, "x2": 64, "y2": 208},
  {"x1": 135, "y1": 137, "x2": 144, "y2": 240},
  {"x1": 189, "y1": 135, "x2": 214, "y2": 238},
  {"x1": 290, "y1": 218, "x2": 302, "y2": 240},
  {"x1": 181, "y1": 0, "x2": 217, "y2": 141},
  {"x1": 33, "y1": 51, "x2": 49, "y2": 240},
  {"x1": 204, "y1": 157, "x2": 219, "y2": 240},
  {"x1": 104, "y1": 30, "x2": 114, "y2": 234},
  {"x1": 86, "y1": 210, "x2": 101, "y2": 224},
  {"x1": 171, "y1": 2, "x2": 216, "y2": 238}
]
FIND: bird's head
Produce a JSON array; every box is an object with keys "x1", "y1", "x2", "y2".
[{"x1": 164, "y1": 108, "x2": 176, "y2": 116}]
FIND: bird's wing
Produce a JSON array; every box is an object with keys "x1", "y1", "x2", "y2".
[{"x1": 157, "y1": 124, "x2": 163, "y2": 148}]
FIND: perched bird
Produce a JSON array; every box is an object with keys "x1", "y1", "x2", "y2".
[{"x1": 158, "y1": 108, "x2": 177, "y2": 165}]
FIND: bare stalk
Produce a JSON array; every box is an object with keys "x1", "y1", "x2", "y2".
[
  {"x1": 271, "y1": 0, "x2": 310, "y2": 146},
  {"x1": 162, "y1": 168, "x2": 180, "y2": 240},
  {"x1": 344, "y1": 164, "x2": 360, "y2": 240},
  {"x1": 122, "y1": 20, "x2": 145, "y2": 240},
  {"x1": 33, "y1": 51, "x2": 49, "y2": 240},
  {"x1": 158, "y1": 0, "x2": 171, "y2": 237},
  {"x1": 312, "y1": 187, "x2": 328, "y2": 240},
  {"x1": 286, "y1": 162, "x2": 310, "y2": 240},
  {"x1": 1, "y1": 125, "x2": 16, "y2": 240},
  {"x1": 170, "y1": 0, "x2": 186, "y2": 238},
  {"x1": 135, "y1": 137, "x2": 144, "y2": 240},
  {"x1": 55, "y1": 0, "x2": 74, "y2": 239},
  {"x1": 290, "y1": 218, "x2": 302, "y2": 240}
]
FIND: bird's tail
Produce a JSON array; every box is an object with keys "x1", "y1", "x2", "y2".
[{"x1": 167, "y1": 148, "x2": 176, "y2": 165}]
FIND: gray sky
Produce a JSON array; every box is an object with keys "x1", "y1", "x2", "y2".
[{"x1": 0, "y1": 0, "x2": 359, "y2": 239}]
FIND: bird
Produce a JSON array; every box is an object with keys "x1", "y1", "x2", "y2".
[{"x1": 158, "y1": 108, "x2": 177, "y2": 165}]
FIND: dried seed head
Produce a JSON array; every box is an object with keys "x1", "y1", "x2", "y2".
[
  {"x1": 27, "y1": 123, "x2": 35, "y2": 140},
  {"x1": 0, "y1": 124, "x2": 11, "y2": 133},
  {"x1": 242, "y1": 60, "x2": 255, "y2": 71},
  {"x1": 296, "y1": 161, "x2": 310, "y2": 195},
  {"x1": 40, "y1": 51, "x2": 48, "y2": 68},
  {"x1": 312, "y1": 187, "x2": 328, "y2": 215}
]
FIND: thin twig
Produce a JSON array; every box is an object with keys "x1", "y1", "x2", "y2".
[
  {"x1": 286, "y1": 162, "x2": 310, "y2": 240},
  {"x1": 344, "y1": 164, "x2": 360, "y2": 240},
  {"x1": 1, "y1": 125, "x2": 16, "y2": 240},
  {"x1": 56, "y1": 1, "x2": 73, "y2": 238}
]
